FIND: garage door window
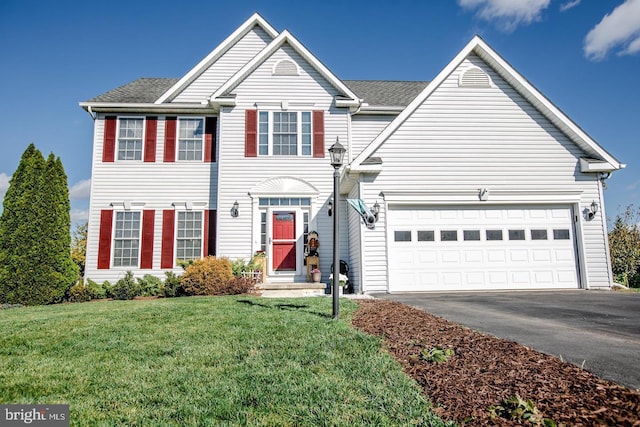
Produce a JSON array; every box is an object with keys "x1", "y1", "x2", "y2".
[
  {"x1": 553, "y1": 229, "x2": 570, "y2": 240},
  {"x1": 486, "y1": 229, "x2": 503, "y2": 241},
  {"x1": 463, "y1": 230, "x2": 481, "y2": 241},
  {"x1": 508, "y1": 229, "x2": 526, "y2": 240},
  {"x1": 394, "y1": 231, "x2": 412, "y2": 242},
  {"x1": 417, "y1": 230, "x2": 434, "y2": 241},
  {"x1": 531, "y1": 229, "x2": 548, "y2": 240},
  {"x1": 441, "y1": 230, "x2": 457, "y2": 241}
]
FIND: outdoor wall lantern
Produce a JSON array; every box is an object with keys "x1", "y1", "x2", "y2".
[
  {"x1": 372, "y1": 201, "x2": 380, "y2": 222},
  {"x1": 587, "y1": 200, "x2": 599, "y2": 220},
  {"x1": 328, "y1": 200, "x2": 333, "y2": 217},
  {"x1": 231, "y1": 200, "x2": 239, "y2": 218},
  {"x1": 328, "y1": 137, "x2": 346, "y2": 319}
]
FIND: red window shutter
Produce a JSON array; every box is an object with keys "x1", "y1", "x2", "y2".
[
  {"x1": 160, "y1": 210, "x2": 175, "y2": 268},
  {"x1": 97, "y1": 210, "x2": 113, "y2": 269},
  {"x1": 204, "y1": 117, "x2": 217, "y2": 162},
  {"x1": 103, "y1": 116, "x2": 117, "y2": 162},
  {"x1": 144, "y1": 116, "x2": 157, "y2": 163},
  {"x1": 164, "y1": 117, "x2": 177, "y2": 162},
  {"x1": 140, "y1": 210, "x2": 155, "y2": 269},
  {"x1": 204, "y1": 209, "x2": 217, "y2": 256},
  {"x1": 312, "y1": 110, "x2": 325, "y2": 158},
  {"x1": 245, "y1": 110, "x2": 257, "y2": 157}
]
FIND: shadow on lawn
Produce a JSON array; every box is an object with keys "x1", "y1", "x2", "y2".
[{"x1": 237, "y1": 299, "x2": 332, "y2": 319}]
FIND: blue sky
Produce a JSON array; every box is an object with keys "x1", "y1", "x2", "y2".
[{"x1": 1, "y1": 0, "x2": 639, "y2": 226}]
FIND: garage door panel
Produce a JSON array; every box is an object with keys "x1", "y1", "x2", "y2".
[{"x1": 389, "y1": 205, "x2": 579, "y2": 292}]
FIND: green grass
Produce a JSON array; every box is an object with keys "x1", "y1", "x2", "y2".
[{"x1": 0, "y1": 296, "x2": 450, "y2": 426}]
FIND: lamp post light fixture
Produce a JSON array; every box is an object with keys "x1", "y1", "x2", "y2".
[{"x1": 328, "y1": 137, "x2": 346, "y2": 319}]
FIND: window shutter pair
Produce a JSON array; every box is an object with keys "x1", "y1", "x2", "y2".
[
  {"x1": 244, "y1": 110, "x2": 325, "y2": 157},
  {"x1": 103, "y1": 116, "x2": 157, "y2": 163},
  {"x1": 103, "y1": 116, "x2": 216, "y2": 163},
  {"x1": 160, "y1": 209, "x2": 217, "y2": 269},
  {"x1": 163, "y1": 117, "x2": 217, "y2": 163},
  {"x1": 98, "y1": 209, "x2": 217, "y2": 270},
  {"x1": 97, "y1": 209, "x2": 155, "y2": 269}
]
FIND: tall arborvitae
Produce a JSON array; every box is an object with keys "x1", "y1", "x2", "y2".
[{"x1": 0, "y1": 145, "x2": 78, "y2": 305}]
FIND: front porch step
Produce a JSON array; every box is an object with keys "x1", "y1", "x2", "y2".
[{"x1": 256, "y1": 282, "x2": 330, "y2": 298}]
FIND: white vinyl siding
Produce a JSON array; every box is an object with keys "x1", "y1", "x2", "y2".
[
  {"x1": 173, "y1": 26, "x2": 274, "y2": 103},
  {"x1": 359, "y1": 54, "x2": 611, "y2": 291}
]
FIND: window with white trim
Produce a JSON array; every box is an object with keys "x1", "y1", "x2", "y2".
[
  {"x1": 117, "y1": 118, "x2": 144, "y2": 160},
  {"x1": 113, "y1": 211, "x2": 141, "y2": 266},
  {"x1": 177, "y1": 211, "x2": 202, "y2": 260},
  {"x1": 258, "y1": 111, "x2": 312, "y2": 156},
  {"x1": 178, "y1": 118, "x2": 204, "y2": 161}
]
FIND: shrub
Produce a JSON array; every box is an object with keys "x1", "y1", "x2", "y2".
[
  {"x1": 86, "y1": 279, "x2": 107, "y2": 300},
  {"x1": 137, "y1": 274, "x2": 163, "y2": 297},
  {"x1": 112, "y1": 272, "x2": 142, "y2": 300},
  {"x1": 223, "y1": 276, "x2": 258, "y2": 295},
  {"x1": 67, "y1": 282, "x2": 91, "y2": 303},
  {"x1": 181, "y1": 257, "x2": 234, "y2": 296},
  {"x1": 231, "y1": 258, "x2": 257, "y2": 276},
  {"x1": 101, "y1": 281, "x2": 114, "y2": 298},
  {"x1": 421, "y1": 346, "x2": 455, "y2": 364},
  {"x1": 162, "y1": 271, "x2": 184, "y2": 298}
]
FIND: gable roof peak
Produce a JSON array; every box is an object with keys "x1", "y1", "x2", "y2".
[{"x1": 154, "y1": 13, "x2": 279, "y2": 104}]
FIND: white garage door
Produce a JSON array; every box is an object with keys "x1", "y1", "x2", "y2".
[{"x1": 388, "y1": 205, "x2": 580, "y2": 291}]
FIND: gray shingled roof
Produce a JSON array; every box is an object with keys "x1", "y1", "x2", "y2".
[
  {"x1": 88, "y1": 78, "x2": 179, "y2": 103},
  {"x1": 343, "y1": 80, "x2": 429, "y2": 107},
  {"x1": 86, "y1": 77, "x2": 429, "y2": 107}
]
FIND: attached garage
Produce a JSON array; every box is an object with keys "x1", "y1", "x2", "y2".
[{"x1": 387, "y1": 205, "x2": 580, "y2": 291}]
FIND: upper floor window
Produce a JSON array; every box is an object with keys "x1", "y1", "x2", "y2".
[
  {"x1": 258, "y1": 111, "x2": 312, "y2": 156},
  {"x1": 178, "y1": 118, "x2": 204, "y2": 161},
  {"x1": 113, "y1": 211, "x2": 141, "y2": 267},
  {"x1": 118, "y1": 118, "x2": 144, "y2": 160}
]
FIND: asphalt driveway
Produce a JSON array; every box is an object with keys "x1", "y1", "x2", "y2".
[{"x1": 375, "y1": 290, "x2": 640, "y2": 390}]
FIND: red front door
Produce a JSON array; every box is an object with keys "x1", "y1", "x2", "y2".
[{"x1": 272, "y1": 212, "x2": 296, "y2": 271}]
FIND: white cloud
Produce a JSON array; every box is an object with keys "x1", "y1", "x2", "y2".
[
  {"x1": 559, "y1": 0, "x2": 581, "y2": 12},
  {"x1": 0, "y1": 173, "x2": 10, "y2": 200},
  {"x1": 458, "y1": 0, "x2": 551, "y2": 31},
  {"x1": 69, "y1": 178, "x2": 91, "y2": 200},
  {"x1": 584, "y1": 0, "x2": 640, "y2": 60},
  {"x1": 71, "y1": 209, "x2": 89, "y2": 223}
]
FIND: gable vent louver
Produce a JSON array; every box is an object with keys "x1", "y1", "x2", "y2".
[
  {"x1": 273, "y1": 59, "x2": 299, "y2": 76},
  {"x1": 459, "y1": 67, "x2": 491, "y2": 88}
]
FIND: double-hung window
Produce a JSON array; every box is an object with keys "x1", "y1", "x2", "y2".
[
  {"x1": 113, "y1": 211, "x2": 141, "y2": 266},
  {"x1": 177, "y1": 211, "x2": 203, "y2": 260},
  {"x1": 117, "y1": 118, "x2": 144, "y2": 160},
  {"x1": 258, "y1": 111, "x2": 312, "y2": 156},
  {"x1": 178, "y1": 118, "x2": 204, "y2": 161}
]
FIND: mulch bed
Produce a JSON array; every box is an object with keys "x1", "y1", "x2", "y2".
[{"x1": 352, "y1": 299, "x2": 640, "y2": 426}]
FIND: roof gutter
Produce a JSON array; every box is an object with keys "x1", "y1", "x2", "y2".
[{"x1": 79, "y1": 102, "x2": 217, "y2": 114}]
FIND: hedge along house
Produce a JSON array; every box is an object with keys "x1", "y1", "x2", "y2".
[{"x1": 80, "y1": 13, "x2": 623, "y2": 293}]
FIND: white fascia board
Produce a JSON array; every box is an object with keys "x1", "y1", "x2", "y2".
[
  {"x1": 381, "y1": 190, "x2": 582, "y2": 205},
  {"x1": 79, "y1": 102, "x2": 216, "y2": 114},
  {"x1": 579, "y1": 158, "x2": 619, "y2": 173},
  {"x1": 154, "y1": 13, "x2": 279, "y2": 105},
  {"x1": 350, "y1": 37, "x2": 479, "y2": 169},
  {"x1": 210, "y1": 30, "x2": 360, "y2": 104},
  {"x1": 471, "y1": 38, "x2": 624, "y2": 171}
]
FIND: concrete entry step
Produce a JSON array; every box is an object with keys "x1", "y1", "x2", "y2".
[
  {"x1": 257, "y1": 282, "x2": 327, "y2": 291},
  {"x1": 256, "y1": 282, "x2": 331, "y2": 298}
]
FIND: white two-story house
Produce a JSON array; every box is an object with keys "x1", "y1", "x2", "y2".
[{"x1": 80, "y1": 13, "x2": 623, "y2": 293}]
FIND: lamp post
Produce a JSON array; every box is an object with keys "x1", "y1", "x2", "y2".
[{"x1": 328, "y1": 137, "x2": 346, "y2": 319}]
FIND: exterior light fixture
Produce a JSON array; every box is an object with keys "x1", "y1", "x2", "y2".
[
  {"x1": 328, "y1": 137, "x2": 346, "y2": 319},
  {"x1": 231, "y1": 200, "x2": 239, "y2": 218},
  {"x1": 372, "y1": 201, "x2": 380, "y2": 221},
  {"x1": 328, "y1": 200, "x2": 333, "y2": 216},
  {"x1": 587, "y1": 200, "x2": 599, "y2": 220}
]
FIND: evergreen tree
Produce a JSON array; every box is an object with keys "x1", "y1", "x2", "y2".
[{"x1": 0, "y1": 144, "x2": 78, "y2": 305}]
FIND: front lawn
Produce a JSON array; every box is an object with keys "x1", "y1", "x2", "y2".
[{"x1": 0, "y1": 296, "x2": 449, "y2": 426}]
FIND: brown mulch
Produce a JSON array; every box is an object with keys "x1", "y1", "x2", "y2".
[{"x1": 352, "y1": 299, "x2": 640, "y2": 426}]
